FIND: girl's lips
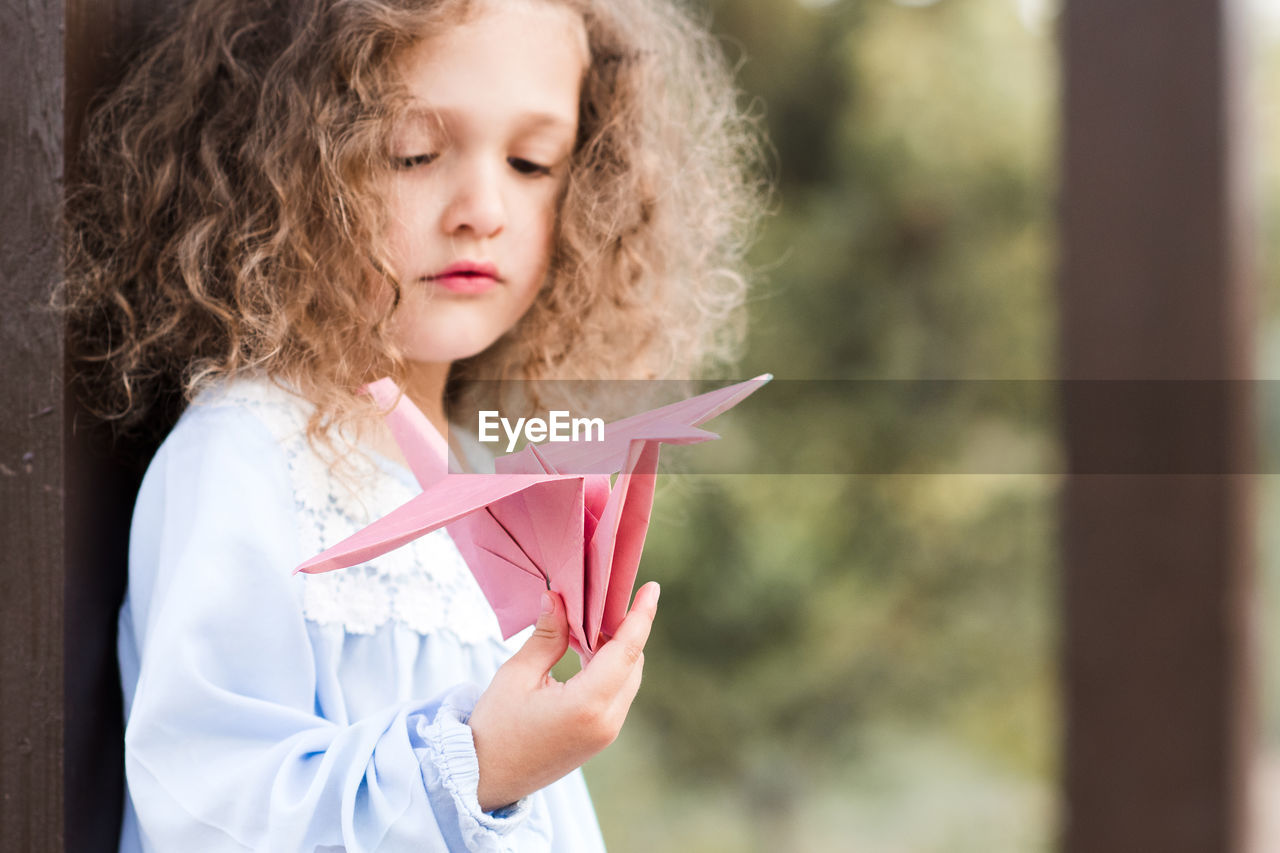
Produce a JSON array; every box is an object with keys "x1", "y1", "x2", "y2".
[{"x1": 427, "y1": 261, "x2": 500, "y2": 295}]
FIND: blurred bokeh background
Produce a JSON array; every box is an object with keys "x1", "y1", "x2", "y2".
[
  {"x1": 1256, "y1": 0, "x2": 1280, "y2": 842},
  {"x1": 585, "y1": 1, "x2": 1057, "y2": 849},
  {"x1": 566, "y1": 0, "x2": 1280, "y2": 850}
]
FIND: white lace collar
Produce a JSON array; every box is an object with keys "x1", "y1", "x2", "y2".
[{"x1": 196, "y1": 378, "x2": 503, "y2": 643}]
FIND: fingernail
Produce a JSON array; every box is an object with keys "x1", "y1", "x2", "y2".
[
  {"x1": 540, "y1": 592, "x2": 553, "y2": 614},
  {"x1": 651, "y1": 582, "x2": 661, "y2": 604}
]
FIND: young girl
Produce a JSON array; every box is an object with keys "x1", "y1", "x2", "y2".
[{"x1": 63, "y1": 0, "x2": 762, "y2": 849}]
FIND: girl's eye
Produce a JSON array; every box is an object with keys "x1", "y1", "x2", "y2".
[
  {"x1": 508, "y1": 157, "x2": 552, "y2": 177},
  {"x1": 393, "y1": 153, "x2": 436, "y2": 170}
]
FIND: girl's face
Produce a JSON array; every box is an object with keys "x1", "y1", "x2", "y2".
[{"x1": 382, "y1": 1, "x2": 588, "y2": 367}]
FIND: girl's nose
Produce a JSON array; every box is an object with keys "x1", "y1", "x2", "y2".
[{"x1": 440, "y1": 159, "x2": 505, "y2": 239}]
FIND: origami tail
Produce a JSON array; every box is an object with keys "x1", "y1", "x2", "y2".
[{"x1": 363, "y1": 378, "x2": 450, "y2": 489}]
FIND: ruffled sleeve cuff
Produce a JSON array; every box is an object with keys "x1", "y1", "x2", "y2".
[{"x1": 411, "y1": 683, "x2": 532, "y2": 847}]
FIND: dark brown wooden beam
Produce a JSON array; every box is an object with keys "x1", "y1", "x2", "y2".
[
  {"x1": 1, "y1": 2, "x2": 69, "y2": 850},
  {"x1": 3, "y1": 2, "x2": 170, "y2": 850},
  {"x1": 1060, "y1": 0, "x2": 1256, "y2": 851}
]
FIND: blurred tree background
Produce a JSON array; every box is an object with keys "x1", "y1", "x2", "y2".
[
  {"x1": 575, "y1": 1, "x2": 1063, "y2": 850},
  {"x1": 1255, "y1": 0, "x2": 1280, "y2": 826}
]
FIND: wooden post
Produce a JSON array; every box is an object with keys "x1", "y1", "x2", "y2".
[
  {"x1": 1060, "y1": 0, "x2": 1256, "y2": 850},
  {"x1": 2, "y1": 2, "x2": 168, "y2": 850},
  {"x1": 1, "y1": 1, "x2": 70, "y2": 849}
]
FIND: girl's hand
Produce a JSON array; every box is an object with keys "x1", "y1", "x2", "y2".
[{"x1": 468, "y1": 582, "x2": 660, "y2": 812}]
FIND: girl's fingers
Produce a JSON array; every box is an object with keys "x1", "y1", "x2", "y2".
[
  {"x1": 575, "y1": 582, "x2": 659, "y2": 697},
  {"x1": 507, "y1": 591, "x2": 570, "y2": 682},
  {"x1": 607, "y1": 648, "x2": 645, "y2": 720}
]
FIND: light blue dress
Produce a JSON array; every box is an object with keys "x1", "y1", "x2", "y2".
[{"x1": 117, "y1": 377, "x2": 606, "y2": 852}]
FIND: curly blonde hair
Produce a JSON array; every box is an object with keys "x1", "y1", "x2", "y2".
[{"x1": 63, "y1": 0, "x2": 765, "y2": 436}]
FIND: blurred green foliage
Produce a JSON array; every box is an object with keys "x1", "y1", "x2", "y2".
[
  {"x1": 1255, "y1": 0, "x2": 1280, "y2": 766},
  {"x1": 577, "y1": 1, "x2": 1063, "y2": 850}
]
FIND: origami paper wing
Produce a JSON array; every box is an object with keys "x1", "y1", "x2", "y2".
[
  {"x1": 495, "y1": 375, "x2": 771, "y2": 475},
  {"x1": 294, "y1": 470, "x2": 579, "y2": 574},
  {"x1": 297, "y1": 374, "x2": 771, "y2": 658}
]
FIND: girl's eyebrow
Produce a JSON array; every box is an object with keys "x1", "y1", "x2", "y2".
[
  {"x1": 401, "y1": 105, "x2": 576, "y2": 135},
  {"x1": 514, "y1": 112, "x2": 576, "y2": 132}
]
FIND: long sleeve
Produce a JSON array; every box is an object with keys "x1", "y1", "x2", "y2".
[{"x1": 118, "y1": 400, "x2": 544, "y2": 852}]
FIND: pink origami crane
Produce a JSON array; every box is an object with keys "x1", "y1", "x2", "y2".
[{"x1": 296, "y1": 375, "x2": 770, "y2": 659}]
